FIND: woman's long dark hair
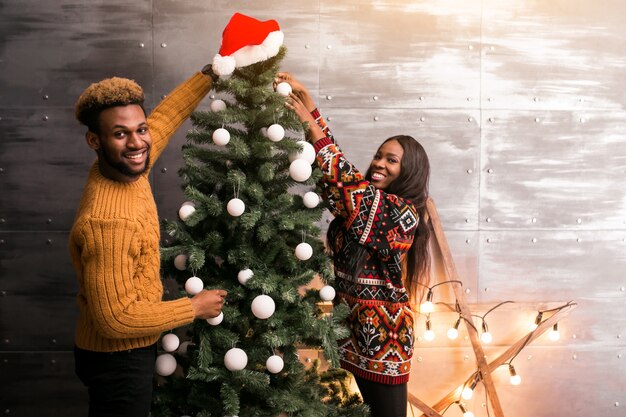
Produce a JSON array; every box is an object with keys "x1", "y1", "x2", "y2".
[{"x1": 327, "y1": 135, "x2": 431, "y2": 299}]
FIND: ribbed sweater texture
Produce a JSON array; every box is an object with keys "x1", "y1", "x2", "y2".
[{"x1": 69, "y1": 72, "x2": 211, "y2": 352}]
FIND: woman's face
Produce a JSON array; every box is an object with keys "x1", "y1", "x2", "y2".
[{"x1": 369, "y1": 139, "x2": 403, "y2": 190}]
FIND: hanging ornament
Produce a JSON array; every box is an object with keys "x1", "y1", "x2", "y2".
[
  {"x1": 302, "y1": 192, "x2": 320, "y2": 208},
  {"x1": 212, "y1": 128, "x2": 230, "y2": 146},
  {"x1": 178, "y1": 341, "x2": 193, "y2": 354},
  {"x1": 210, "y1": 99, "x2": 227, "y2": 112},
  {"x1": 319, "y1": 285, "x2": 336, "y2": 301},
  {"x1": 237, "y1": 268, "x2": 254, "y2": 285},
  {"x1": 275, "y1": 81, "x2": 292, "y2": 96},
  {"x1": 224, "y1": 347, "x2": 248, "y2": 371},
  {"x1": 266, "y1": 355, "x2": 284, "y2": 374},
  {"x1": 184, "y1": 276, "x2": 204, "y2": 295},
  {"x1": 173, "y1": 253, "x2": 188, "y2": 271},
  {"x1": 289, "y1": 140, "x2": 316, "y2": 164},
  {"x1": 161, "y1": 333, "x2": 180, "y2": 352},
  {"x1": 266, "y1": 124, "x2": 285, "y2": 142},
  {"x1": 289, "y1": 159, "x2": 312, "y2": 182},
  {"x1": 227, "y1": 198, "x2": 245, "y2": 217},
  {"x1": 155, "y1": 353, "x2": 177, "y2": 376},
  {"x1": 295, "y1": 242, "x2": 313, "y2": 261},
  {"x1": 206, "y1": 311, "x2": 224, "y2": 326},
  {"x1": 178, "y1": 203, "x2": 196, "y2": 222},
  {"x1": 251, "y1": 294, "x2": 275, "y2": 319}
]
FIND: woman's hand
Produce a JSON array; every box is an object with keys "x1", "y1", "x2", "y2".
[
  {"x1": 275, "y1": 72, "x2": 316, "y2": 112},
  {"x1": 286, "y1": 93, "x2": 325, "y2": 144}
]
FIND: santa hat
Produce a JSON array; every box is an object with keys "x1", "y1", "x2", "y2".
[{"x1": 212, "y1": 13, "x2": 284, "y2": 76}]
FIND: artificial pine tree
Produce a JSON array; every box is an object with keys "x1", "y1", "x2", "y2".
[{"x1": 151, "y1": 14, "x2": 367, "y2": 417}]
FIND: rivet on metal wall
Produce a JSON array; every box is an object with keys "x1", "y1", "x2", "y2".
[
  {"x1": 463, "y1": 355, "x2": 469, "y2": 361},
  {"x1": 527, "y1": 355, "x2": 533, "y2": 360},
  {"x1": 161, "y1": 43, "x2": 167, "y2": 48},
  {"x1": 46, "y1": 218, "x2": 52, "y2": 224},
  {"x1": 51, "y1": 338, "x2": 57, "y2": 344},
  {"x1": 486, "y1": 217, "x2": 492, "y2": 223},
  {"x1": 327, "y1": 116, "x2": 332, "y2": 121},
  {"x1": 620, "y1": 286, "x2": 625, "y2": 292},
  {"x1": 47, "y1": 239, "x2": 53, "y2": 245},
  {"x1": 465, "y1": 288, "x2": 471, "y2": 294},
  {"x1": 576, "y1": 218, "x2": 582, "y2": 224},
  {"x1": 1, "y1": 291, "x2": 6, "y2": 296},
  {"x1": 51, "y1": 359, "x2": 56, "y2": 364},
  {"x1": 373, "y1": 96, "x2": 378, "y2": 101},
  {"x1": 420, "y1": 116, "x2": 425, "y2": 122},
  {"x1": 618, "y1": 354, "x2": 622, "y2": 359},
  {"x1": 617, "y1": 334, "x2": 622, "y2": 339},
  {"x1": 577, "y1": 238, "x2": 582, "y2": 243},
  {"x1": 615, "y1": 402, "x2": 620, "y2": 407},
  {"x1": 305, "y1": 44, "x2": 310, "y2": 49},
  {"x1": 161, "y1": 168, "x2": 167, "y2": 173},
  {"x1": 326, "y1": 45, "x2": 332, "y2": 49},
  {"x1": 489, "y1": 45, "x2": 495, "y2": 51},
  {"x1": 488, "y1": 117, "x2": 495, "y2": 123},
  {"x1": 161, "y1": 95, "x2": 167, "y2": 99},
  {"x1": 210, "y1": 94, "x2": 215, "y2": 99},
  {"x1": 0, "y1": 218, "x2": 6, "y2": 224},
  {"x1": 467, "y1": 97, "x2": 472, "y2": 102},
  {"x1": 465, "y1": 239, "x2": 471, "y2": 244},
  {"x1": 486, "y1": 238, "x2": 491, "y2": 243},
  {"x1": 373, "y1": 116, "x2": 379, "y2": 121},
  {"x1": 572, "y1": 334, "x2": 577, "y2": 339},
  {"x1": 535, "y1": 117, "x2": 540, "y2": 123},
  {"x1": 572, "y1": 354, "x2": 577, "y2": 360},
  {"x1": 43, "y1": 94, "x2": 49, "y2": 100},
  {"x1": 467, "y1": 117, "x2": 473, "y2": 122},
  {"x1": 484, "y1": 287, "x2": 488, "y2": 292},
  {"x1": 138, "y1": 42, "x2": 145, "y2": 48},
  {"x1": 487, "y1": 168, "x2": 493, "y2": 173},
  {"x1": 0, "y1": 239, "x2": 4, "y2": 245},
  {"x1": 3, "y1": 339, "x2": 9, "y2": 344},
  {"x1": 466, "y1": 169, "x2": 472, "y2": 174},
  {"x1": 533, "y1": 97, "x2": 540, "y2": 102},
  {"x1": 468, "y1": 45, "x2": 473, "y2": 50},
  {"x1": 532, "y1": 238, "x2": 537, "y2": 243},
  {"x1": 417, "y1": 356, "x2": 423, "y2": 362},
  {"x1": 42, "y1": 115, "x2": 49, "y2": 121},
  {"x1": 488, "y1": 97, "x2": 493, "y2": 102},
  {"x1": 465, "y1": 218, "x2": 470, "y2": 223},
  {"x1": 531, "y1": 217, "x2": 537, "y2": 223},
  {"x1": 0, "y1": 168, "x2": 3, "y2": 173},
  {"x1": 580, "y1": 117, "x2": 586, "y2": 123},
  {"x1": 419, "y1": 96, "x2": 424, "y2": 101},
  {"x1": 326, "y1": 95, "x2": 332, "y2": 100}
]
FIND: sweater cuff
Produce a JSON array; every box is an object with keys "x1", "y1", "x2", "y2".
[
  {"x1": 313, "y1": 136, "x2": 333, "y2": 154},
  {"x1": 310, "y1": 108, "x2": 321, "y2": 119}
]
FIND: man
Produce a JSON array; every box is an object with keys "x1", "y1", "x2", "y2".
[{"x1": 69, "y1": 64, "x2": 226, "y2": 417}]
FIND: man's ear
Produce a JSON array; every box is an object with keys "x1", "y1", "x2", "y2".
[{"x1": 85, "y1": 131, "x2": 100, "y2": 150}]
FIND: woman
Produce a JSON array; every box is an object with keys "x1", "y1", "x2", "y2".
[{"x1": 280, "y1": 73, "x2": 431, "y2": 417}]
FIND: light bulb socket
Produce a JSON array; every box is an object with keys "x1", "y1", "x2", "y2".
[
  {"x1": 508, "y1": 364, "x2": 517, "y2": 377},
  {"x1": 426, "y1": 318, "x2": 432, "y2": 331},
  {"x1": 481, "y1": 320, "x2": 489, "y2": 333},
  {"x1": 453, "y1": 317, "x2": 462, "y2": 330},
  {"x1": 534, "y1": 312, "x2": 543, "y2": 326},
  {"x1": 458, "y1": 402, "x2": 469, "y2": 413},
  {"x1": 552, "y1": 323, "x2": 559, "y2": 331},
  {"x1": 426, "y1": 289, "x2": 433, "y2": 302}
]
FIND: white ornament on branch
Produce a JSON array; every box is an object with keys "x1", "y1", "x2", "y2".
[
  {"x1": 173, "y1": 253, "x2": 188, "y2": 271},
  {"x1": 161, "y1": 333, "x2": 180, "y2": 352},
  {"x1": 178, "y1": 203, "x2": 196, "y2": 222},
  {"x1": 206, "y1": 311, "x2": 224, "y2": 326},
  {"x1": 227, "y1": 198, "x2": 245, "y2": 217},
  {"x1": 237, "y1": 268, "x2": 254, "y2": 285},
  {"x1": 266, "y1": 355, "x2": 284, "y2": 374},
  {"x1": 212, "y1": 128, "x2": 231, "y2": 146},
  {"x1": 319, "y1": 285, "x2": 336, "y2": 301},
  {"x1": 295, "y1": 242, "x2": 313, "y2": 261},
  {"x1": 210, "y1": 99, "x2": 227, "y2": 112},
  {"x1": 251, "y1": 294, "x2": 275, "y2": 319},
  {"x1": 155, "y1": 353, "x2": 177, "y2": 376},
  {"x1": 289, "y1": 159, "x2": 312, "y2": 182},
  {"x1": 266, "y1": 123, "x2": 285, "y2": 142},
  {"x1": 289, "y1": 140, "x2": 316, "y2": 164},
  {"x1": 275, "y1": 82, "x2": 292, "y2": 96},
  {"x1": 302, "y1": 192, "x2": 320, "y2": 208},
  {"x1": 224, "y1": 347, "x2": 248, "y2": 371},
  {"x1": 184, "y1": 276, "x2": 204, "y2": 295}
]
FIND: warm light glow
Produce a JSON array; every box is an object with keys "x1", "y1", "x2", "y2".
[
  {"x1": 549, "y1": 323, "x2": 560, "y2": 341},
  {"x1": 421, "y1": 290, "x2": 434, "y2": 313},
  {"x1": 480, "y1": 331, "x2": 493, "y2": 344},
  {"x1": 509, "y1": 364, "x2": 521, "y2": 385},
  {"x1": 458, "y1": 402, "x2": 475, "y2": 417},
  {"x1": 424, "y1": 329, "x2": 436, "y2": 341},
  {"x1": 447, "y1": 327, "x2": 459, "y2": 340}
]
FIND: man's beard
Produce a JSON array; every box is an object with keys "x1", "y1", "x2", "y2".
[{"x1": 100, "y1": 147, "x2": 150, "y2": 179}]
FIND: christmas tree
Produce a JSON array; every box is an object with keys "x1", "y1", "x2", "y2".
[{"x1": 152, "y1": 13, "x2": 367, "y2": 417}]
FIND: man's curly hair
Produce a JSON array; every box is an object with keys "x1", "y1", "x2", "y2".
[{"x1": 75, "y1": 77, "x2": 145, "y2": 133}]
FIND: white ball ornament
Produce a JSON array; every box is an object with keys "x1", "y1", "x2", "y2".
[
  {"x1": 266, "y1": 124, "x2": 285, "y2": 142},
  {"x1": 173, "y1": 254, "x2": 187, "y2": 271},
  {"x1": 276, "y1": 82, "x2": 292, "y2": 96},
  {"x1": 319, "y1": 285, "x2": 336, "y2": 301},
  {"x1": 224, "y1": 347, "x2": 248, "y2": 371},
  {"x1": 161, "y1": 333, "x2": 180, "y2": 352},
  {"x1": 295, "y1": 242, "x2": 313, "y2": 261},
  {"x1": 302, "y1": 192, "x2": 320, "y2": 208},
  {"x1": 206, "y1": 311, "x2": 224, "y2": 326},
  {"x1": 289, "y1": 159, "x2": 312, "y2": 182},
  {"x1": 210, "y1": 99, "x2": 226, "y2": 112},
  {"x1": 212, "y1": 128, "x2": 230, "y2": 146},
  {"x1": 184, "y1": 276, "x2": 204, "y2": 295},
  {"x1": 266, "y1": 355, "x2": 284, "y2": 374},
  {"x1": 237, "y1": 268, "x2": 254, "y2": 285},
  {"x1": 178, "y1": 204, "x2": 196, "y2": 221},
  {"x1": 155, "y1": 353, "x2": 177, "y2": 376},
  {"x1": 227, "y1": 198, "x2": 245, "y2": 217},
  {"x1": 289, "y1": 141, "x2": 316, "y2": 164},
  {"x1": 251, "y1": 294, "x2": 276, "y2": 319}
]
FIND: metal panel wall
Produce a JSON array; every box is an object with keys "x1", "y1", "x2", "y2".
[{"x1": 1, "y1": 0, "x2": 624, "y2": 416}]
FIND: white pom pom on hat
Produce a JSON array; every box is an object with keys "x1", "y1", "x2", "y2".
[{"x1": 212, "y1": 13, "x2": 284, "y2": 76}]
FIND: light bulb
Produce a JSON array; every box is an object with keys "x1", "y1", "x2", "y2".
[
  {"x1": 480, "y1": 321, "x2": 492, "y2": 343},
  {"x1": 423, "y1": 318, "x2": 435, "y2": 341},
  {"x1": 458, "y1": 403, "x2": 475, "y2": 417},
  {"x1": 509, "y1": 364, "x2": 521, "y2": 385},
  {"x1": 421, "y1": 289, "x2": 434, "y2": 313},
  {"x1": 461, "y1": 386, "x2": 474, "y2": 400},
  {"x1": 447, "y1": 327, "x2": 459, "y2": 340},
  {"x1": 448, "y1": 317, "x2": 461, "y2": 340},
  {"x1": 548, "y1": 323, "x2": 560, "y2": 341}
]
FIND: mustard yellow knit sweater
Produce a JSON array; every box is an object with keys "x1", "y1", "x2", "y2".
[{"x1": 69, "y1": 72, "x2": 212, "y2": 352}]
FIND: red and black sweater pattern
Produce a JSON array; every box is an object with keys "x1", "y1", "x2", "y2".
[{"x1": 311, "y1": 109, "x2": 419, "y2": 385}]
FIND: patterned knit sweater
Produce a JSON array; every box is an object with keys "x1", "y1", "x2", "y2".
[
  {"x1": 69, "y1": 72, "x2": 212, "y2": 352},
  {"x1": 311, "y1": 109, "x2": 419, "y2": 385}
]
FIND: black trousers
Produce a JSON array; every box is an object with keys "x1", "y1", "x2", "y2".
[
  {"x1": 355, "y1": 376, "x2": 408, "y2": 417},
  {"x1": 74, "y1": 344, "x2": 157, "y2": 417}
]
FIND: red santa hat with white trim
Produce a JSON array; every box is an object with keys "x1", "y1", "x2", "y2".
[{"x1": 212, "y1": 13, "x2": 284, "y2": 76}]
